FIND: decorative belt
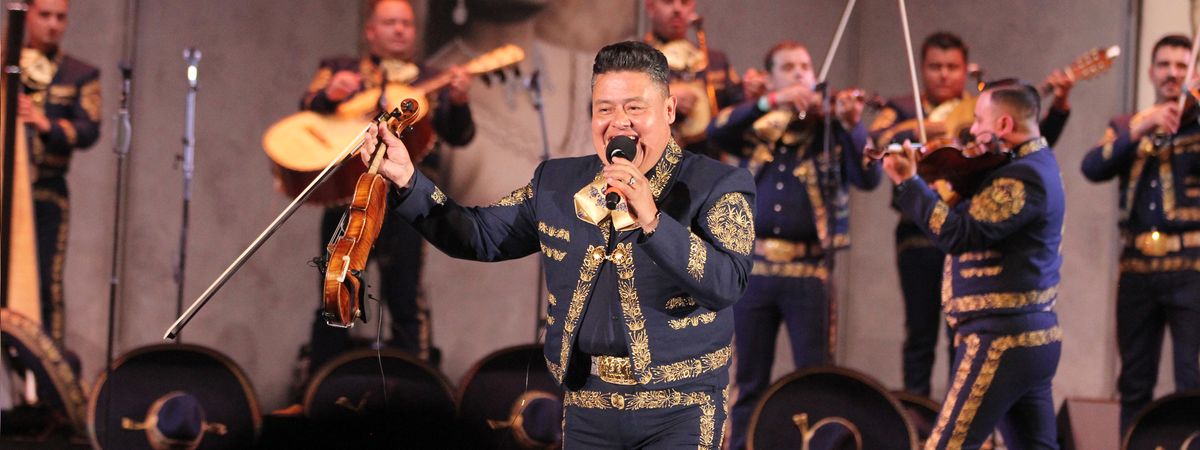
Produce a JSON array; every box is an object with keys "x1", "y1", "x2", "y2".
[
  {"x1": 590, "y1": 355, "x2": 637, "y2": 386},
  {"x1": 754, "y1": 238, "x2": 822, "y2": 262},
  {"x1": 1124, "y1": 230, "x2": 1200, "y2": 257}
]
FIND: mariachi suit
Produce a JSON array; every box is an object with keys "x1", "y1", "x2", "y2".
[
  {"x1": 1082, "y1": 115, "x2": 1200, "y2": 430},
  {"x1": 708, "y1": 100, "x2": 881, "y2": 450},
  {"x1": 391, "y1": 141, "x2": 756, "y2": 448},
  {"x1": 301, "y1": 55, "x2": 474, "y2": 370},
  {"x1": 872, "y1": 94, "x2": 1070, "y2": 397},
  {"x1": 20, "y1": 48, "x2": 101, "y2": 343},
  {"x1": 895, "y1": 137, "x2": 1065, "y2": 449}
]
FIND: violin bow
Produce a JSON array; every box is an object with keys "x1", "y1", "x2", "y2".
[
  {"x1": 815, "y1": 0, "x2": 857, "y2": 363},
  {"x1": 897, "y1": 0, "x2": 928, "y2": 146},
  {"x1": 163, "y1": 118, "x2": 380, "y2": 340}
]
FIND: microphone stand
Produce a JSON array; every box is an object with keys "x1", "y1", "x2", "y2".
[
  {"x1": 526, "y1": 70, "x2": 551, "y2": 343},
  {"x1": 101, "y1": 60, "x2": 133, "y2": 450},
  {"x1": 174, "y1": 48, "x2": 200, "y2": 339}
]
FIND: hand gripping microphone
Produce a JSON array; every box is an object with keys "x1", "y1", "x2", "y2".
[{"x1": 605, "y1": 135, "x2": 638, "y2": 210}]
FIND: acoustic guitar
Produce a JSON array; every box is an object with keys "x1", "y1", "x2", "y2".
[{"x1": 262, "y1": 44, "x2": 524, "y2": 205}]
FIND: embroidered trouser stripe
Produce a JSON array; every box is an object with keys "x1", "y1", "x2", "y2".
[{"x1": 926, "y1": 326, "x2": 1062, "y2": 449}]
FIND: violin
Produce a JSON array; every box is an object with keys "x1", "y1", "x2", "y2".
[
  {"x1": 321, "y1": 98, "x2": 421, "y2": 328},
  {"x1": 874, "y1": 139, "x2": 1009, "y2": 205}
]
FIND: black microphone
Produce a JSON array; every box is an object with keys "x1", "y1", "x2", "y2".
[{"x1": 605, "y1": 135, "x2": 638, "y2": 210}]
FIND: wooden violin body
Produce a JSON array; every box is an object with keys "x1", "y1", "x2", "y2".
[
  {"x1": 321, "y1": 99, "x2": 420, "y2": 328},
  {"x1": 917, "y1": 144, "x2": 1009, "y2": 203}
]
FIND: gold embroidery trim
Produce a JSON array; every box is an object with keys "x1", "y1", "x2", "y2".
[
  {"x1": 945, "y1": 327, "x2": 1063, "y2": 448},
  {"x1": 944, "y1": 284, "x2": 1058, "y2": 315},
  {"x1": 80, "y1": 79, "x2": 102, "y2": 122},
  {"x1": 547, "y1": 293, "x2": 557, "y2": 306},
  {"x1": 669, "y1": 311, "x2": 717, "y2": 330},
  {"x1": 430, "y1": 186, "x2": 447, "y2": 205},
  {"x1": 665, "y1": 296, "x2": 697, "y2": 310},
  {"x1": 706, "y1": 192, "x2": 754, "y2": 255},
  {"x1": 957, "y1": 251, "x2": 1000, "y2": 262},
  {"x1": 555, "y1": 244, "x2": 605, "y2": 382},
  {"x1": 564, "y1": 389, "x2": 717, "y2": 448},
  {"x1": 969, "y1": 178, "x2": 1026, "y2": 223},
  {"x1": 687, "y1": 233, "x2": 707, "y2": 280},
  {"x1": 1014, "y1": 137, "x2": 1048, "y2": 158},
  {"x1": 492, "y1": 182, "x2": 534, "y2": 207},
  {"x1": 1119, "y1": 256, "x2": 1200, "y2": 273},
  {"x1": 645, "y1": 345, "x2": 732, "y2": 385},
  {"x1": 611, "y1": 243, "x2": 653, "y2": 382},
  {"x1": 751, "y1": 261, "x2": 828, "y2": 280},
  {"x1": 540, "y1": 242, "x2": 566, "y2": 262},
  {"x1": 1120, "y1": 139, "x2": 1151, "y2": 221},
  {"x1": 1159, "y1": 147, "x2": 1200, "y2": 221},
  {"x1": 648, "y1": 139, "x2": 683, "y2": 200},
  {"x1": 56, "y1": 119, "x2": 77, "y2": 146},
  {"x1": 32, "y1": 190, "x2": 69, "y2": 343},
  {"x1": 0, "y1": 309, "x2": 87, "y2": 431},
  {"x1": 959, "y1": 266, "x2": 1002, "y2": 278},
  {"x1": 538, "y1": 222, "x2": 571, "y2": 242},
  {"x1": 926, "y1": 334, "x2": 979, "y2": 449},
  {"x1": 801, "y1": 159, "x2": 830, "y2": 244},
  {"x1": 929, "y1": 202, "x2": 949, "y2": 235}
]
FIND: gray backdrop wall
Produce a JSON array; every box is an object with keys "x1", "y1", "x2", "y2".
[{"x1": 44, "y1": 0, "x2": 1166, "y2": 412}]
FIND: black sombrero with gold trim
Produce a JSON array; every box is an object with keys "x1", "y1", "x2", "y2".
[
  {"x1": 458, "y1": 344, "x2": 563, "y2": 449},
  {"x1": 748, "y1": 366, "x2": 918, "y2": 450},
  {"x1": 86, "y1": 343, "x2": 261, "y2": 449}
]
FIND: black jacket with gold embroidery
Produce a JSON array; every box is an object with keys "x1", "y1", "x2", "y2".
[
  {"x1": 1083, "y1": 115, "x2": 1200, "y2": 269},
  {"x1": 390, "y1": 142, "x2": 756, "y2": 390},
  {"x1": 707, "y1": 100, "x2": 879, "y2": 250},
  {"x1": 895, "y1": 138, "x2": 1064, "y2": 328},
  {"x1": 24, "y1": 51, "x2": 101, "y2": 178}
]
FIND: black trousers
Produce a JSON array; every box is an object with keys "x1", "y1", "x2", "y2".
[
  {"x1": 1115, "y1": 267, "x2": 1200, "y2": 431},
  {"x1": 563, "y1": 374, "x2": 728, "y2": 449},
  {"x1": 896, "y1": 225, "x2": 954, "y2": 397},
  {"x1": 729, "y1": 257, "x2": 831, "y2": 450},
  {"x1": 308, "y1": 206, "x2": 428, "y2": 374},
  {"x1": 32, "y1": 176, "x2": 70, "y2": 344}
]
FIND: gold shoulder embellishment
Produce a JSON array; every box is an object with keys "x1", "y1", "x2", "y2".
[
  {"x1": 929, "y1": 201, "x2": 949, "y2": 235},
  {"x1": 492, "y1": 182, "x2": 534, "y2": 207},
  {"x1": 969, "y1": 178, "x2": 1026, "y2": 223},
  {"x1": 706, "y1": 192, "x2": 754, "y2": 255}
]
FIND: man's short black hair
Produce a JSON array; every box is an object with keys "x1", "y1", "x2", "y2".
[
  {"x1": 982, "y1": 78, "x2": 1040, "y2": 123},
  {"x1": 592, "y1": 41, "x2": 670, "y2": 94},
  {"x1": 1152, "y1": 34, "x2": 1192, "y2": 63},
  {"x1": 763, "y1": 40, "x2": 807, "y2": 73},
  {"x1": 921, "y1": 31, "x2": 968, "y2": 63}
]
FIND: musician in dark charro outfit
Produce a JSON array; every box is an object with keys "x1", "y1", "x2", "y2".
[
  {"x1": 364, "y1": 41, "x2": 755, "y2": 449},
  {"x1": 1081, "y1": 34, "x2": 1200, "y2": 432},
  {"x1": 883, "y1": 81, "x2": 1065, "y2": 449},
  {"x1": 18, "y1": 0, "x2": 102, "y2": 344},
  {"x1": 298, "y1": 0, "x2": 474, "y2": 376}
]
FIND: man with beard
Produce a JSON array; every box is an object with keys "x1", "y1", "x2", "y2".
[{"x1": 1082, "y1": 34, "x2": 1200, "y2": 432}]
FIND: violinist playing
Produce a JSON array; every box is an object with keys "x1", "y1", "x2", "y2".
[
  {"x1": 297, "y1": 0, "x2": 475, "y2": 386},
  {"x1": 883, "y1": 80, "x2": 1065, "y2": 449},
  {"x1": 869, "y1": 31, "x2": 1075, "y2": 399},
  {"x1": 706, "y1": 40, "x2": 882, "y2": 450},
  {"x1": 1081, "y1": 33, "x2": 1200, "y2": 432}
]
